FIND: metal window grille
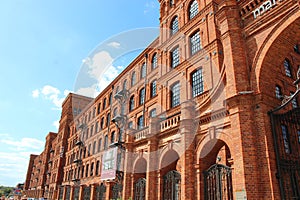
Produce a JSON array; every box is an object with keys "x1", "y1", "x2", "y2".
[
  {"x1": 83, "y1": 187, "x2": 91, "y2": 200},
  {"x1": 192, "y1": 69, "x2": 204, "y2": 97},
  {"x1": 189, "y1": 0, "x2": 199, "y2": 19},
  {"x1": 134, "y1": 178, "x2": 146, "y2": 200},
  {"x1": 163, "y1": 170, "x2": 181, "y2": 200},
  {"x1": 171, "y1": 47, "x2": 180, "y2": 68},
  {"x1": 152, "y1": 53, "x2": 158, "y2": 69},
  {"x1": 151, "y1": 80, "x2": 157, "y2": 97},
  {"x1": 190, "y1": 32, "x2": 201, "y2": 55},
  {"x1": 171, "y1": 16, "x2": 179, "y2": 35},
  {"x1": 96, "y1": 184, "x2": 106, "y2": 200},
  {"x1": 171, "y1": 82, "x2": 180, "y2": 108},
  {"x1": 281, "y1": 125, "x2": 291, "y2": 154}
]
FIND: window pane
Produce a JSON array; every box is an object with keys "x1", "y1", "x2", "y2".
[
  {"x1": 171, "y1": 47, "x2": 180, "y2": 68},
  {"x1": 192, "y1": 69, "x2": 204, "y2": 97},
  {"x1": 171, "y1": 82, "x2": 180, "y2": 107},
  {"x1": 138, "y1": 116, "x2": 144, "y2": 130},
  {"x1": 151, "y1": 80, "x2": 157, "y2": 97},
  {"x1": 131, "y1": 72, "x2": 136, "y2": 86},
  {"x1": 129, "y1": 96, "x2": 135, "y2": 111},
  {"x1": 139, "y1": 88, "x2": 145, "y2": 105},
  {"x1": 141, "y1": 63, "x2": 146, "y2": 78},
  {"x1": 284, "y1": 59, "x2": 292, "y2": 77},
  {"x1": 171, "y1": 16, "x2": 179, "y2": 35},
  {"x1": 275, "y1": 86, "x2": 282, "y2": 99},
  {"x1": 152, "y1": 53, "x2": 158, "y2": 69},
  {"x1": 190, "y1": 32, "x2": 201, "y2": 55},
  {"x1": 189, "y1": 0, "x2": 199, "y2": 19},
  {"x1": 290, "y1": 92, "x2": 298, "y2": 108},
  {"x1": 150, "y1": 109, "x2": 157, "y2": 117}
]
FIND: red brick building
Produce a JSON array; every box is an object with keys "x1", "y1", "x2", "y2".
[{"x1": 24, "y1": 0, "x2": 300, "y2": 199}]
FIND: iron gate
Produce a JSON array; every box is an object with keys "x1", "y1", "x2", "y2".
[
  {"x1": 269, "y1": 107, "x2": 300, "y2": 200},
  {"x1": 96, "y1": 183, "x2": 106, "y2": 200},
  {"x1": 134, "y1": 178, "x2": 146, "y2": 200},
  {"x1": 204, "y1": 164, "x2": 233, "y2": 200},
  {"x1": 111, "y1": 183, "x2": 123, "y2": 200},
  {"x1": 83, "y1": 186, "x2": 91, "y2": 200},
  {"x1": 65, "y1": 186, "x2": 70, "y2": 200},
  {"x1": 58, "y1": 186, "x2": 64, "y2": 200},
  {"x1": 163, "y1": 170, "x2": 181, "y2": 200}
]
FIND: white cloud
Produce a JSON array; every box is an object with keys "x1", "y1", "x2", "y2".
[
  {"x1": 32, "y1": 89, "x2": 39, "y2": 98},
  {"x1": 0, "y1": 136, "x2": 44, "y2": 186},
  {"x1": 53, "y1": 120, "x2": 60, "y2": 130},
  {"x1": 107, "y1": 42, "x2": 121, "y2": 49},
  {"x1": 32, "y1": 85, "x2": 72, "y2": 109}
]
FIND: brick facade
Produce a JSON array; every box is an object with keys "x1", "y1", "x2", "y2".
[{"x1": 24, "y1": 0, "x2": 300, "y2": 199}]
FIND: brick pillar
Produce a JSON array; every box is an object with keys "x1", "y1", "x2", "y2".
[
  {"x1": 62, "y1": 186, "x2": 67, "y2": 200},
  {"x1": 157, "y1": 170, "x2": 162, "y2": 200},
  {"x1": 195, "y1": 164, "x2": 201, "y2": 200},
  {"x1": 79, "y1": 185, "x2": 84, "y2": 200},
  {"x1": 106, "y1": 182, "x2": 112, "y2": 200},
  {"x1": 69, "y1": 186, "x2": 74, "y2": 200},
  {"x1": 180, "y1": 100, "x2": 196, "y2": 200},
  {"x1": 90, "y1": 184, "x2": 96, "y2": 200}
]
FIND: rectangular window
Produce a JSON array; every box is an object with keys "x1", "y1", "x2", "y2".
[
  {"x1": 171, "y1": 47, "x2": 180, "y2": 68},
  {"x1": 139, "y1": 88, "x2": 145, "y2": 105},
  {"x1": 192, "y1": 69, "x2": 204, "y2": 97},
  {"x1": 190, "y1": 32, "x2": 201, "y2": 55},
  {"x1": 138, "y1": 116, "x2": 144, "y2": 130},
  {"x1": 171, "y1": 82, "x2": 180, "y2": 108},
  {"x1": 151, "y1": 80, "x2": 157, "y2": 97}
]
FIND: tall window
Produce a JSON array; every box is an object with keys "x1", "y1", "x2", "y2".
[
  {"x1": 171, "y1": 82, "x2": 180, "y2": 108},
  {"x1": 152, "y1": 53, "x2": 158, "y2": 69},
  {"x1": 141, "y1": 63, "x2": 146, "y2": 78},
  {"x1": 93, "y1": 141, "x2": 96, "y2": 155},
  {"x1": 128, "y1": 121, "x2": 133, "y2": 129},
  {"x1": 163, "y1": 170, "x2": 181, "y2": 200},
  {"x1": 98, "y1": 139, "x2": 102, "y2": 152},
  {"x1": 100, "y1": 117, "x2": 104, "y2": 129},
  {"x1": 149, "y1": 109, "x2": 157, "y2": 118},
  {"x1": 291, "y1": 92, "x2": 298, "y2": 108},
  {"x1": 284, "y1": 59, "x2": 292, "y2": 77},
  {"x1": 96, "y1": 161, "x2": 100, "y2": 176},
  {"x1": 171, "y1": 46, "x2": 180, "y2": 68},
  {"x1": 281, "y1": 125, "x2": 291, "y2": 154},
  {"x1": 129, "y1": 96, "x2": 135, "y2": 111},
  {"x1": 171, "y1": 16, "x2": 179, "y2": 35},
  {"x1": 139, "y1": 88, "x2": 146, "y2": 105},
  {"x1": 189, "y1": 0, "x2": 199, "y2": 20},
  {"x1": 191, "y1": 69, "x2": 204, "y2": 97},
  {"x1": 150, "y1": 80, "x2": 157, "y2": 97},
  {"x1": 190, "y1": 31, "x2": 201, "y2": 55},
  {"x1": 104, "y1": 135, "x2": 108, "y2": 150},
  {"x1": 275, "y1": 85, "x2": 282, "y2": 99},
  {"x1": 123, "y1": 79, "x2": 127, "y2": 90},
  {"x1": 111, "y1": 131, "x2": 115, "y2": 144},
  {"x1": 131, "y1": 72, "x2": 136, "y2": 86},
  {"x1": 137, "y1": 115, "x2": 144, "y2": 130},
  {"x1": 109, "y1": 93, "x2": 112, "y2": 105},
  {"x1": 103, "y1": 98, "x2": 107, "y2": 110},
  {"x1": 106, "y1": 113, "x2": 111, "y2": 127}
]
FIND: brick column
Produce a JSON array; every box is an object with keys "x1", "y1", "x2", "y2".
[
  {"x1": 90, "y1": 184, "x2": 96, "y2": 200},
  {"x1": 180, "y1": 100, "x2": 196, "y2": 200},
  {"x1": 157, "y1": 170, "x2": 162, "y2": 200},
  {"x1": 69, "y1": 186, "x2": 74, "y2": 200},
  {"x1": 79, "y1": 185, "x2": 84, "y2": 200},
  {"x1": 62, "y1": 186, "x2": 67, "y2": 200},
  {"x1": 195, "y1": 164, "x2": 201, "y2": 200}
]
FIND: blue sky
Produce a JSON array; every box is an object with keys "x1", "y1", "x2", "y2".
[{"x1": 0, "y1": 0, "x2": 159, "y2": 186}]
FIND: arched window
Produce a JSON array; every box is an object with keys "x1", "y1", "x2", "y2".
[
  {"x1": 137, "y1": 115, "x2": 144, "y2": 130},
  {"x1": 103, "y1": 98, "x2": 107, "y2": 110},
  {"x1": 284, "y1": 59, "x2": 292, "y2": 77},
  {"x1": 104, "y1": 135, "x2": 108, "y2": 150},
  {"x1": 189, "y1": 0, "x2": 199, "y2": 20},
  {"x1": 106, "y1": 113, "x2": 111, "y2": 127},
  {"x1": 163, "y1": 170, "x2": 181, "y2": 200},
  {"x1": 150, "y1": 80, "x2": 157, "y2": 97},
  {"x1": 141, "y1": 63, "x2": 146, "y2": 78},
  {"x1": 97, "y1": 103, "x2": 101, "y2": 114},
  {"x1": 123, "y1": 79, "x2": 128, "y2": 90},
  {"x1": 129, "y1": 95, "x2": 135, "y2": 112},
  {"x1": 190, "y1": 31, "x2": 201, "y2": 55},
  {"x1": 109, "y1": 93, "x2": 112, "y2": 105},
  {"x1": 131, "y1": 71, "x2": 137, "y2": 86},
  {"x1": 171, "y1": 16, "x2": 179, "y2": 35},
  {"x1": 98, "y1": 138, "x2": 102, "y2": 152},
  {"x1": 151, "y1": 53, "x2": 158, "y2": 69},
  {"x1": 191, "y1": 68, "x2": 204, "y2": 97},
  {"x1": 275, "y1": 85, "x2": 282, "y2": 99},
  {"x1": 139, "y1": 88, "x2": 146, "y2": 105},
  {"x1": 171, "y1": 82, "x2": 180, "y2": 107},
  {"x1": 100, "y1": 117, "x2": 104, "y2": 129},
  {"x1": 93, "y1": 141, "x2": 96, "y2": 155},
  {"x1": 111, "y1": 131, "x2": 115, "y2": 144},
  {"x1": 171, "y1": 46, "x2": 180, "y2": 68}
]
